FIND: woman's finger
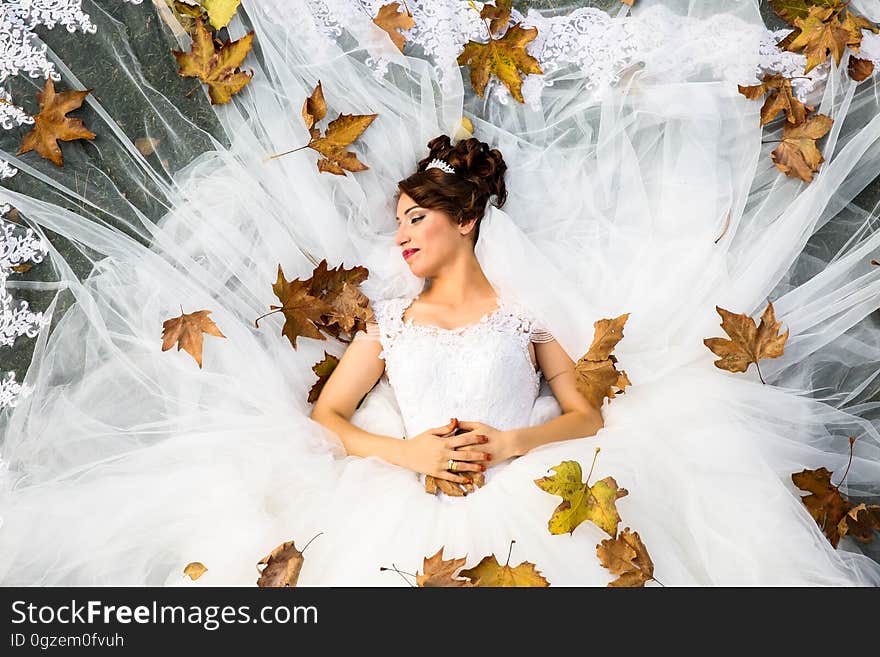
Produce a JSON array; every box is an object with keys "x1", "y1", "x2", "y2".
[
  {"x1": 446, "y1": 448, "x2": 490, "y2": 463},
  {"x1": 448, "y1": 432, "x2": 487, "y2": 448},
  {"x1": 428, "y1": 418, "x2": 459, "y2": 436},
  {"x1": 435, "y1": 470, "x2": 472, "y2": 486}
]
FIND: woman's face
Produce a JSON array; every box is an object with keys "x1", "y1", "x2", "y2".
[{"x1": 395, "y1": 192, "x2": 475, "y2": 277}]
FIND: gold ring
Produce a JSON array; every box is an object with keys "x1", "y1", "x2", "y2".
[{"x1": 448, "y1": 458, "x2": 456, "y2": 471}]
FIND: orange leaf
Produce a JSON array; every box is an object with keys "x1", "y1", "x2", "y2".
[
  {"x1": 17, "y1": 78, "x2": 96, "y2": 167},
  {"x1": 847, "y1": 56, "x2": 874, "y2": 81},
  {"x1": 703, "y1": 300, "x2": 789, "y2": 378},
  {"x1": 161, "y1": 308, "x2": 226, "y2": 368},
  {"x1": 373, "y1": 2, "x2": 415, "y2": 52},
  {"x1": 837, "y1": 503, "x2": 880, "y2": 544}
]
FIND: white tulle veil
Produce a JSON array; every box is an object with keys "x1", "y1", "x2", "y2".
[{"x1": 0, "y1": 0, "x2": 879, "y2": 582}]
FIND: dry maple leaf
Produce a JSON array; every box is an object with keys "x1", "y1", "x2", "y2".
[
  {"x1": 783, "y1": 6, "x2": 850, "y2": 73},
  {"x1": 459, "y1": 541, "x2": 550, "y2": 587},
  {"x1": 837, "y1": 503, "x2": 880, "y2": 543},
  {"x1": 480, "y1": 0, "x2": 512, "y2": 37},
  {"x1": 183, "y1": 561, "x2": 208, "y2": 580},
  {"x1": 534, "y1": 450, "x2": 628, "y2": 537},
  {"x1": 596, "y1": 527, "x2": 655, "y2": 587},
  {"x1": 574, "y1": 313, "x2": 631, "y2": 410},
  {"x1": 770, "y1": 0, "x2": 841, "y2": 25},
  {"x1": 256, "y1": 264, "x2": 334, "y2": 350},
  {"x1": 770, "y1": 110, "x2": 833, "y2": 182},
  {"x1": 415, "y1": 547, "x2": 476, "y2": 587},
  {"x1": 737, "y1": 74, "x2": 812, "y2": 126},
  {"x1": 792, "y1": 466, "x2": 851, "y2": 548},
  {"x1": 308, "y1": 351, "x2": 339, "y2": 404},
  {"x1": 703, "y1": 300, "x2": 789, "y2": 382},
  {"x1": 306, "y1": 259, "x2": 372, "y2": 338},
  {"x1": 457, "y1": 4, "x2": 543, "y2": 104},
  {"x1": 17, "y1": 78, "x2": 96, "y2": 167},
  {"x1": 848, "y1": 56, "x2": 874, "y2": 81},
  {"x1": 270, "y1": 80, "x2": 377, "y2": 175},
  {"x1": 161, "y1": 308, "x2": 226, "y2": 368},
  {"x1": 373, "y1": 2, "x2": 415, "y2": 52},
  {"x1": 256, "y1": 539, "x2": 305, "y2": 587},
  {"x1": 172, "y1": 17, "x2": 254, "y2": 104}
]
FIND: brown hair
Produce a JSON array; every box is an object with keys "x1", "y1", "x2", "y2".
[{"x1": 396, "y1": 135, "x2": 507, "y2": 245}]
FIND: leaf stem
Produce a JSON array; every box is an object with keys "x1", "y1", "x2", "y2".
[
  {"x1": 379, "y1": 564, "x2": 416, "y2": 586},
  {"x1": 755, "y1": 360, "x2": 766, "y2": 384},
  {"x1": 263, "y1": 144, "x2": 310, "y2": 162},
  {"x1": 832, "y1": 436, "x2": 857, "y2": 489},
  {"x1": 505, "y1": 539, "x2": 515, "y2": 567},
  {"x1": 586, "y1": 447, "x2": 600, "y2": 486},
  {"x1": 301, "y1": 532, "x2": 323, "y2": 553}
]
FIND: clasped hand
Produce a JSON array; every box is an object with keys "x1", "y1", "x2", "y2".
[{"x1": 400, "y1": 417, "x2": 519, "y2": 485}]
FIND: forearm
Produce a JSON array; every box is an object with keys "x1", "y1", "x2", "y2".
[
  {"x1": 310, "y1": 409, "x2": 408, "y2": 468},
  {"x1": 512, "y1": 408, "x2": 604, "y2": 457}
]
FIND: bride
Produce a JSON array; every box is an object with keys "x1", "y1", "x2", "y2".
[{"x1": 1, "y1": 0, "x2": 880, "y2": 586}]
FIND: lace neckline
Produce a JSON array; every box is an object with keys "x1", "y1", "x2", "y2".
[{"x1": 401, "y1": 294, "x2": 506, "y2": 335}]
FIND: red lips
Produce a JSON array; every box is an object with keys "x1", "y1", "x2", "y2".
[{"x1": 402, "y1": 248, "x2": 420, "y2": 260}]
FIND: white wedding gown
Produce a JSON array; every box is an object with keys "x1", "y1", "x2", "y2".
[{"x1": 1, "y1": 0, "x2": 880, "y2": 586}]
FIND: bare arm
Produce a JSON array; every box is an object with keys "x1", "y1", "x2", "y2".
[
  {"x1": 309, "y1": 330, "x2": 408, "y2": 468},
  {"x1": 512, "y1": 338, "x2": 604, "y2": 457}
]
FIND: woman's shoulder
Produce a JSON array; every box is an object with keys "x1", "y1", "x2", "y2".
[{"x1": 499, "y1": 297, "x2": 556, "y2": 343}]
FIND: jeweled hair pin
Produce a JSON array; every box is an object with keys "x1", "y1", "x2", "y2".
[{"x1": 425, "y1": 158, "x2": 456, "y2": 174}]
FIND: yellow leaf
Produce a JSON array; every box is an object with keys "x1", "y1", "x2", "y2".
[
  {"x1": 459, "y1": 554, "x2": 550, "y2": 587},
  {"x1": 457, "y1": 23, "x2": 543, "y2": 103},
  {"x1": 183, "y1": 561, "x2": 208, "y2": 580},
  {"x1": 202, "y1": 0, "x2": 241, "y2": 30},
  {"x1": 534, "y1": 457, "x2": 628, "y2": 537}
]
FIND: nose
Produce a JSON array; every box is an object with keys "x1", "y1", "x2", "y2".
[{"x1": 395, "y1": 221, "x2": 410, "y2": 247}]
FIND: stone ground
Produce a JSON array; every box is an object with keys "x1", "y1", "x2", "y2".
[{"x1": 2, "y1": 1, "x2": 879, "y2": 562}]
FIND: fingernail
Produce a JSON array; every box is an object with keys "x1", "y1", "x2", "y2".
[
  {"x1": 480, "y1": 464, "x2": 486, "y2": 472},
  {"x1": 485, "y1": 454, "x2": 492, "y2": 461},
  {"x1": 481, "y1": 436, "x2": 489, "y2": 443}
]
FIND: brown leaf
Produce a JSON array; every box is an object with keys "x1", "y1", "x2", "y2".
[
  {"x1": 306, "y1": 259, "x2": 372, "y2": 339},
  {"x1": 135, "y1": 136, "x2": 161, "y2": 156},
  {"x1": 183, "y1": 561, "x2": 208, "y2": 580},
  {"x1": 17, "y1": 78, "x2": 96, "y2": 167},
  {"x1": 703, "y1": 300, "x2": 789, "y2": 377},
  {"x1": 256, "y1": 539, "x2": 305, "y2": 587},
  {"x1": 373, "y1": 2, "x2": 415, "y2": 52},
  {"x1": 738, "y1": 74, "x2": 811, "y2": 126},
  {"x1": 416, "y1": 547, "x2": 476, "y2": 587},
  {"x1": 459, "y1": 553, "x2": 550, "y2": 587},
  {"x1": 770, "y1": 111, "x2": 833, "y2": 182},
  {"x1": 308, "y1": 351, "x2": 339, "y2": 404},
  {"x1": 574, "y1": 313, "x2": 630, "y2": 409},
  {"x1": 11, "y1": 264, "x2": 31, "y2": 274},
  {"x1": 847, "y1": 56, "x2": 874, "y2": 81},
  {"x1": 161, "y1": 308, "x2": 226, "y2": 368},
  {"x1": 263, "y1": 264, "x2": 334, "y2": 350},
  {"x1": 480, "y1": 0, "x2": 513, "y2": 37},
  {"x1": 596, "y1": 527, "x2": 655, "y2": 587},
  {"x1": 837, "y1": 503, "x2": 880, "y2": 544},
  {"x1": 457, "y1": 22, "x2": 543, "y2": 103},
  {"x1": 792, "y1": 466, "x2": 851, "y2": 548},
  {"x1": 171, "y1": 18, "x2": 254, "y2": 104}
]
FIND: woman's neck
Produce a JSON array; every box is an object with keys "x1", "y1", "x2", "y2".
[{"x1": 421, "y1": 256, "x2": 497, "y2": 306}]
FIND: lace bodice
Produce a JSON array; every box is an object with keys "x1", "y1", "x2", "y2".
[{"x1": 354, "y1": 294, "x2": 554, "y2": 438}]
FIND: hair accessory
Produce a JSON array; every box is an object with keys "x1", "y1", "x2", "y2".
[{"x1": 425, "y1": 157, "x2": 456, "y2": 174}]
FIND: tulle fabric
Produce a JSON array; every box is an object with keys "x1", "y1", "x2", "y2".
[{"x1": 0, "y1": 0, "x2": 878, "y2": 585}]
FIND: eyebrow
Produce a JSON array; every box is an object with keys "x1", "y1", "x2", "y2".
[{"x1": 396, "y1": 205, "x2": 423, "y2": 222}]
